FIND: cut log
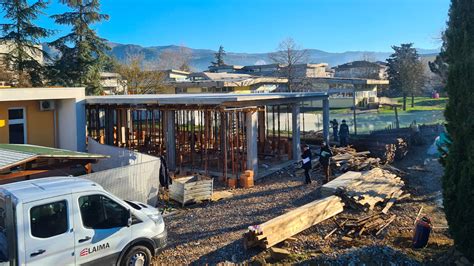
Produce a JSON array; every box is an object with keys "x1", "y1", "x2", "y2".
[{"x1": 244, "y1": 195, "x2": 344, "y2": 249}]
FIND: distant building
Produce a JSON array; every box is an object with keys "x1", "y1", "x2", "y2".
[
  {"x1": 0, "y1": 42, "x2": 44, "y2": 67},
  {"x1": 333, "y1": 61, "x2": 387, "y2": 80},
  {"x1": 209, "y1": 63, "x2": 332, "y2": 78},
  {"x1": 168, "y1": 72, "x2": 287, "y2": 94},
  {"x1": 100, "y1": 72, "x2": 126, "y2": 95},
  {"x1": 162, "y1": 69, "x2": 190, "y2": 82},
  {"x1": 304, "y1": 77, "x2": 389, "y2": 108}
]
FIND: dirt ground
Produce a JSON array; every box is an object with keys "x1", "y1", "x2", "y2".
[{"x1": 154, "y1": 135, "x2": 469, "y2": 265}]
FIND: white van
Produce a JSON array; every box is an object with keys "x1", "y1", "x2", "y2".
[{"x1": 0, "y1": 177, "x2": 166, "y2": 266}]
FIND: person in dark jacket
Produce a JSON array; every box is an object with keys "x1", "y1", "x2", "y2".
[
  {"x1": 301, "y1": 144, "x2": 312, "y2": 184},
  {"x1": 318, "y1": 141, "x2": 333, "y2": 184},
  {"x1": 330, "y1": 119, "x2": 339, "y2": 142},
  {"x1": 339, "y1": 120, "x2": 350, "y2": 146}
]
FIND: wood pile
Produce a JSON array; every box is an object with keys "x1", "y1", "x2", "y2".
[
  {"x1": 244, "y1": 195, "x2": 344, "y2": 249},
  {"x1": 352, "y1": 133, "x2": 410, "y2": 164},
  {"x1": 322, "y1": 168, "x2": 405, "y2": 211},
  {"x1": 328, "y1": 213, "x2": 397, "y2": 240},
  {"x1": 330, "y1": 146, "x2": 380, "y2": 172}
]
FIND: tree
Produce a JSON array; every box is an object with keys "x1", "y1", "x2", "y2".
[
  {"x1": 386, "y1": 43, "x2": 425, "y2": 110},
  {"x1": 441, "y1": 0, "x2": 474, "y2": 260},
  {"x1": 115, "y1": 55, "x2": 167, "y2": 94},
  {"x1": 429, "y1": 33, "x2": 449, "y2": 86},
  {"x1": 0, "y1": 0, "x2": 51, "y2": 86},
  {"x1": 157, "y1": 46, "x2": 192, "y2": 72},
  {"x1": 49, "y1": 0, "x2": 110, "y2": 95},
  {"x1": 270, "y1": 38, "x2": 308, "y2": 92},
  {"x1": 211, "y1": 45, "x2": 226, "y2": 67}
]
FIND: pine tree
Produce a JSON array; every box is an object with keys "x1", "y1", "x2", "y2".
[
  {"x1": 386, "y1": 43, "x2": 425, "y2": 110},
  {"x1": 49, "y1": 0, "x2": 110, "y2": 95},
  {"x1": 0, "y1": 0, "x2": 50, "y2": 86},
  {"x1": 211, "y1": 45, "x2": 226, "y2": 67},
  {"x1": 441, "y1": 0, "x2": 474, "y2": 260}
]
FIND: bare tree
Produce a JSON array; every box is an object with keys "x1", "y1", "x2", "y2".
[
  {"x1": 115, "y1": 55, "x2": 168, "y2": 94},
  {"x1": 269, "y1": 38, "x2": 308, "y2": 92},
  {"x1": 156, "y1": 46, "x2": 192, "y2": 72}
]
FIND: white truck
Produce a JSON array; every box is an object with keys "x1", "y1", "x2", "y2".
[{"x1": 0, "y1": 177, "x2": 167, "y2": 266}]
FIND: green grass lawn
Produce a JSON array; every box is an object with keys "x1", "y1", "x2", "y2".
[
  {"x1": 392, "y1": 96, "x2": 447, "y2": 112},
  {"x1": 378, "y1": 97, "x2": 447, "y2": 113}
]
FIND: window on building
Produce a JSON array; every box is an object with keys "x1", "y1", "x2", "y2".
[
  {"x1": 8, "y1": 108, "x2": 26, "y2": 144},
  {"x1": 79, "y1": 194, "x2": 129, "y2": 229},
  {"x1": 30, "y1": 201, "x2": 68, "y2": 238}
]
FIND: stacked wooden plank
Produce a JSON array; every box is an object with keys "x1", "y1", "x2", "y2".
[
  {"x1": 321, "y1": 168, "x2": 404, "y2": 211},
  {"x1": 244, "y1": 195, "x2": 344, "y2": 249},
  {"x1": 331, "y1": 146, "x2": 380, "y2": 172}
]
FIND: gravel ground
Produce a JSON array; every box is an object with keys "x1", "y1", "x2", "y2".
[
  {"x1": 154, "y1": 135, "x2": 466, "y2": 265},
  {"x1": 156, "y1": 170, "x2": 325, "y2": 264}
]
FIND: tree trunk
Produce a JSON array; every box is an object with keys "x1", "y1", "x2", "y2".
[
  {"x1": 402, "y1": 94, "x2": 407, "y2": 111},
  {"x1": 411, "y1": 94, "x2": 415, "y2": 108}
]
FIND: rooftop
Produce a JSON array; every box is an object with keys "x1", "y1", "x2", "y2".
[
  {"x1": 85, "y1": 92, "x2": 329, "y2": 107},
  {"x1": 0, "y1": 87, "x2": 85, "y2": 101},
  {"x1": 0, "y1": 144, "x2": 107, "y2": 171},
  {"x1": 0, "y1": 177, "x2": 103, "y2": 203}
]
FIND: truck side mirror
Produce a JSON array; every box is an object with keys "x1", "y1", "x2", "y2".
[{"x1": 127, "y1": 209, "x2": 132, "y2": 227}]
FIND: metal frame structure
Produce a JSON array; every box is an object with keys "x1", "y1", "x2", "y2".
[{"x1": 85, "y1": 93, "x2": 330, "y2": 179}]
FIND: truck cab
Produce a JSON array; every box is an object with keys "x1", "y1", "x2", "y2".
[{"x1": 0, "y1": 177, "x2": 166, "y2": 266}]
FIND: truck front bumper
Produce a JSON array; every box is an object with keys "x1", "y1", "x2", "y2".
[{"x1": 152, "y1": 229, "x2": 167, "y2": 254}]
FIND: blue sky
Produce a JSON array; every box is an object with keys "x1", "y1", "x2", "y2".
[{"x1": 14, "y1": 0, "x2": 451, "y2": 53}]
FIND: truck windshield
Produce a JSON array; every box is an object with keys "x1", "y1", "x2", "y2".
[{"x1": 0, "y1": 197, "x2": 8, "y2": 262}]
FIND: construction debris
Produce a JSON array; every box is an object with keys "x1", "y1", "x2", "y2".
[
  {"x1": 211, "y1": 190, "x2": 233, "y2": 201},
  {"x1": 269, "y1": 247, "x2": 291, "y2": 260},
  {"x1": 322, "y1": 168, "x2": 405, "y2": 211},
  {"x1": 334, "y1": 212, "x2": 397, "y2": 238},
  {"x1": 244, "y1": 195, "x2": 344, "y2": 249}
]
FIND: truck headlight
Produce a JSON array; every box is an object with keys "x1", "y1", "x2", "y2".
[{"x1": 148, "y1": 214, "x2": 164, "y2": 225}]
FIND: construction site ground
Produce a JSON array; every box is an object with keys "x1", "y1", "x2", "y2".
[{"x1": 154, "y1": 136, "x2": 467, "y2": 265}]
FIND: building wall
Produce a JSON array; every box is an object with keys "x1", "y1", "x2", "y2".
[
  {"x1": 0, "y1": 87, "x2": 86, "y2": 151},
  {"x1": 0, "y1": 100, "x2": 55, "y2": 147}
]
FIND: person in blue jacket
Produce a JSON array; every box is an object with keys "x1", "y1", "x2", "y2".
[{"x1": 339, "y1": 120, "x2": 350, "y2": 146}]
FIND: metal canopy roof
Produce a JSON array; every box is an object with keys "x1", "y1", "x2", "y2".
[
  {"x1": 85, "y1": 92, "x2": 329, "y2": 106},
  {"x1": 0, "y1": 144, "x2": 107, "y2": 171}
]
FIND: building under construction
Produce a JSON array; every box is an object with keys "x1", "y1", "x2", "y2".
[{"x1": 85, "y1": 93, "x2": 330, "y2": 179}]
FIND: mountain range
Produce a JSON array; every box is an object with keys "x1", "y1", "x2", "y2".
[{"x1": 44, "y1": 42, "x2": 440, "y2": 71}]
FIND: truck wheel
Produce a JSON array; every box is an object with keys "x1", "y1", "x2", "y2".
[{"x1": 122, "y1": 245, "x2": 152, "y2": 266}]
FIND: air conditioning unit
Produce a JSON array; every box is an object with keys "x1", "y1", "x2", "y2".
[{"x1": 39, "y1": 100, "x2": 55, "y2": 111}]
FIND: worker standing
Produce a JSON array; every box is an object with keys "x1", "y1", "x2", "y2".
[
  {"x1": 319, "y1": 141, "x2": 333, "y2": 184},
  {"x1": 339, "y1": 120, "x2": 350, "y2": 146},
  {"x1": 301, "y1": 144, "x2": 312, "y2": 184},
  {"x1": 330, "y1": 119, "x2": 339, "y2": 142}
]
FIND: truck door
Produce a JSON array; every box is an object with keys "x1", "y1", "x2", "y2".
[
  {"x1": 72, "y1": 193, "x2": 131, "y2": 265},
  {"x1": 23, "y1": 195, "x2": 75, "y2": 265}
]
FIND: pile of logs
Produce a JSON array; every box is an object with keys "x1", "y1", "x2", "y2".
[
  {"x1": 330, "y1": 146, "x2": 380, "y2": 172},
  {"x1": 244, "y1": 195, "x2": 344, "y2": 249}
]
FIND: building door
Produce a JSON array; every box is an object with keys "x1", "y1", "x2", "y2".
[{"x1": 8, "y1": 108, "x2": 26, "y2": 144}]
